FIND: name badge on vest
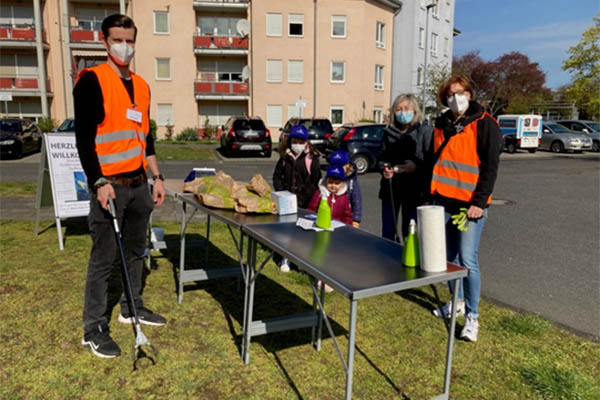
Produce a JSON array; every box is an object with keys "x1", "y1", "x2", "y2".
[{"x1": 127, "y1": 108, "x2": 143, "y2": 123}]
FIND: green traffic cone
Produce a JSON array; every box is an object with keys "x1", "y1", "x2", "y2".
[{"x1": 402, "y1": 219, "x2": 420, "y2": 268}]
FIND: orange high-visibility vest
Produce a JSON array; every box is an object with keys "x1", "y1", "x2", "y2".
[
  {"x1": 430, "y1": 113, "x2": 495, "y2": 204},
  {"x1": 78, "y1": 63, "x2": 150, "y2": 176}
]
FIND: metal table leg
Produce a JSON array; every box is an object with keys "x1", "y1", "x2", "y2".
[
  {"x1": 178, "y1": 201, "x2": 187, "y2": 304},
  {"x1": 242, "y1": 236, "x2": 257, "y2": 364},
  {"x1": 344, "y1": 300, "x2": 358, "y2": 400}
]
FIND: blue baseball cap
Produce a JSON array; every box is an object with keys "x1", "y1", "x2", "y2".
[
  {"x1": 328, "y1": 150, "x2": 349, "y2": 165},
  {"x1": 289, "y1": 125, "x2": 309, "y2": 141},
  {"x1": 326, "y1": 164, "x2": 345, "y2": 180}
]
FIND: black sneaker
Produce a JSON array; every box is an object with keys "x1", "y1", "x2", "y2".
[
  {"x1": 118, "y1": 307, "x2": 166, "y2": 326},
  {"x1": 81, "y1": 325, "x2": 121, "y2": 358}
]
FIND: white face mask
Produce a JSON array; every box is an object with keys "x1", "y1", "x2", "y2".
[
  {"x1": 291, "y1": 143, "x2": 306, "y2": 155},
  {"x1": 109, "y1": 42, "x2": 135, "y2": 65},
  {"x1": 447, "y1": 94, "x2": 469, "y2": 114}
]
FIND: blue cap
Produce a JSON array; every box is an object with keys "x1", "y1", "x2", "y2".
[
  {"x1": 328, "y1": 150, "x2": 349, "y2": 165},
  {"x1": 289, "y1": 125, "x2": 309, "y2": 141},
  {"x1": 326, "y1": 164, "x2": 345, "y2": 180}
]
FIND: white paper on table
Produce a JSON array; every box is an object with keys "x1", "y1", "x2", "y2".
[{"x1": 296, "y1": 217, "x2": 345, "y2": 232}]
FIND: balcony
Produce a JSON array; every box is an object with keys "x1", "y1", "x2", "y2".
[
  {"x1": 194, "y1": 80, "x2": 249, "y2": 100},
  {"x1": 193, "y1": 0, "x2": 249, "y2": 12},
  {"x1": 0, "y1": 76, "x2": 52, "y2": 96},
  {"x1": 69, "y1": 28, "x2": 104, "y2": 49},
  {"x1": 193, "y1": 34, "x2": 248, "y2": 55},
  {"x1": 0, "y1": 26, "x2": 48, "y2": 48}
]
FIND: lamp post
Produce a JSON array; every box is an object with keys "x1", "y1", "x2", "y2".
[{"x1": 421, "y1": 0, "x2": 437, "y2": 120}]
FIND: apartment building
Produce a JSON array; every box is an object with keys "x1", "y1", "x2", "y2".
[{"x1": 0, "y1": 1, "x2": 455, "y2": 139}]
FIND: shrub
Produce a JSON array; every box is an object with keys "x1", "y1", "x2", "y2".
[
  {"x1": 176, "y1": 127, "x2": 199, "y2": 141},
  {"x1": 37, "y1": 117, "x2": 57, "y2": 132},
  {"x1": 149, "y1": 119, "x2": 157, "y2": 140}
]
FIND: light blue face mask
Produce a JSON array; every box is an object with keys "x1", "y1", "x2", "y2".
[{"x1": 395, "y1": 111, "x2": 414, "y2": 125}]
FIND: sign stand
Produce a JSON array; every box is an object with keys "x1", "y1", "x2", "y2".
[{"x1": 34, "y1": 132, "x2": 90, "y2": 250}]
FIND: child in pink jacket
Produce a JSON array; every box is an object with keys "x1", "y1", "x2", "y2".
[{"x1": 307, "y1": 164, "x2": 353, "y2": 225}]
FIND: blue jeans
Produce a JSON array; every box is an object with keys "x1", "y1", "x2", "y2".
[{"x1": 444, "y1": 207, "x2": 487, "y2": 318}]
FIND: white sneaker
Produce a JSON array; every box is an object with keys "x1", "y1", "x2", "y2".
[
  {"x1": 460, "y1": 314, "x2": 479, "y2": 342},
  {"x1": 280, "y1": 259, "x2": 290, "y2": 273},
  {"x1": 432, "y1": 301, "x2": 465, "y2": 319}
]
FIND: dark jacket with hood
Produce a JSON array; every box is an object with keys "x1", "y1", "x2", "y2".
[
  {"x1": 307, "y1": 178, "x2": 353, "y2": 225},
  {"x1": 273, "y1": 147, "x2": 321, "y2": 208},
  {"x1": 345, "y1": 164, "x2": 362, "y2": 223}
]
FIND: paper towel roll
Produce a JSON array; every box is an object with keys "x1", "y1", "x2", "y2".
[{"x1": 417, "y1": 205, "x2": 447, "y2": 272}]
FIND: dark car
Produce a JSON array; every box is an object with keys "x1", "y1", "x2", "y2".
[
  {"x1": 0, "y1": 118, "x2": 42, "y2": 158},
  {"x1": 325, "y1": 123, "x2": 386, "y2": 174},
  {"x1": 56, "y1": 118, "x2": 75, "y2": 133},
  {"x1": 220, "y1": 116, "x2": 272, "y2": 158},
  {"x1": 279, "y1": 118, "x2": 334, "y2": 153},
  {"x1": 555, "y1": 120, "x2": 600, "y2": 152}
]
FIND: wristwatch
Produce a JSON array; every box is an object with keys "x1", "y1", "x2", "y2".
[
  {"x1": 152, "y1": 174, "x2": 165, "y2": 181},
  {"x1": 94, "y1": 177, "x2": 109, "y2": 189}
]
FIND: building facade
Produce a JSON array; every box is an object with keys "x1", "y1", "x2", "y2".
[{"x1": 0, "y1": 0, "x2": 456, "y2": 139}]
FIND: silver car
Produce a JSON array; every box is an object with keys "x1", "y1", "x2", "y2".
[
  {"x1": 555, "y1": 120, "x2": 600, "y2": 152},
  {"x1": 539, "y1": 122, "x2": 592, "y2": 153}
]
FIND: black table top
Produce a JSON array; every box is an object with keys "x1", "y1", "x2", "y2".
[{"x1": 243, "y1": 222, "x2": 467, "y2": 300}]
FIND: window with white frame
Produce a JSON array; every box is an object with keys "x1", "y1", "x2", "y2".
[
  {"x1": 288, "y1": 14, "x2": 304, "y2": 37},
  {"x1": 373, "y1": 107, "x2": 383, "y2": 123},
  {"x1": 266, "y1": 59, "x2": 282, "y2": 82},
  {"x1": 0, "y1": 5, "x2": 34, "y2": 26},
  {"x1": 197, "y1": 16, "x2": 244, "y2": 36},
  {"x1": 331, "y1": 15, "x2": 346, "y2": 38},
  {"x1": 374, "y1": 65, "x2": 384, "y2": 90},
  {"x1": 418, "y1": 27, "x2": 425, "y2": 48},
  {"x1": 266, "y1": 13, "x2": 282, "y2": 36},
  {"x1": 417, "y1": 66, "x2": 423, "y2": 86},
  {"x1": 153, "y1": 11, "x2": 169, "y2": 34},
  {"x1": 198, "y1": 60, "x2": 244, "y2": 82},
  {"x1": 432, "y1": 2, "x2": 439, "y2": 19},
  {"x1": 288, "y1": 60, "x2": 304, "y2": 83},
  {"x1": 330, "y1": 106, "x2": 344, "y2": 125},
  {"x1": 155, "y1": 58, "x2": 171, "y2": 80},
  {"x1": 266, "y1": 105, "x2": 283, "y2": 127},
  {"x1": 0, "y1": 54, "x2": 38, "y2": 77},
  {"x1": 75, "y1": 8, "x2": 117, "y2": 31},
  {"x1": 430, "y1": 32, "x2": 438, "y2": 57},
  {"x1": 157, "y1": 104, "x2": 173, "y2": 126},
  {"x1": 444, "y1": 37, "x2": 449, "y2": 57},
  {"x1": 446, "y1": 1, "x2": 452, "y2": 22},
  {"x1": 420, "y1": 0, "x2": 426, "y2": 9},
  {"x1": 376, "y1": 22, "x2": 385, "y2": 48},
  {"x1": 330, "y1": 61, "x2": 345, "y2": 83},
  {"x1": 288, "y1": 104, "x2": 300, "y2": 119}
]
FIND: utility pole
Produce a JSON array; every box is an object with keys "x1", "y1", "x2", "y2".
[{"x1": 421, "y1": 0, "x2": 437, "y2": 120}]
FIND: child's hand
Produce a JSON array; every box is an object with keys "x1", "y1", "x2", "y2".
[{"x1": 352, "y1": 221, "x2": 360, "y2": 228}]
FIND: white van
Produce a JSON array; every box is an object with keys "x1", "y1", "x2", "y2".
[{"x1": 498, "y1": 114, "x2": 543, "y2": 153}]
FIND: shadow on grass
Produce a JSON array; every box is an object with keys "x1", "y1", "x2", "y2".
[{"x1": 36, "y1": 216, "x2": 89, "y2": 244}]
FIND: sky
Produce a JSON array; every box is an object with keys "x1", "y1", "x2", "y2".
[{"x1": 453, "y1": 0, "x2": 599, "y2": 89}]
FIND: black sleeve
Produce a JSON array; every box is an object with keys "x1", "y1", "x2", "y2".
[
  {"x1": 272, "y1": 157, "x2": 287, "y2": 191},
  {"x1": 378, "y1": 133, "x2": 393, "y2": 169},
  {"x1": 472, "y1": 116, "x2": 502, "y2": 208},
  {"x1": 74, "y1": 71, "x2": 104, "y2": 188},
  {"x1": 145, "y1": 90, "x2": 155, "y2": 157}
]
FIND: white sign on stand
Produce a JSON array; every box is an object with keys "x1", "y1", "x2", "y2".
[{"x1": 35, "y1": 132, "x2": 90, "y2": 250}]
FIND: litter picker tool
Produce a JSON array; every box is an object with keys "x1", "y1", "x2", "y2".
[{"x1": 107, "y1": 197, "x2": 157, "y2": 367}]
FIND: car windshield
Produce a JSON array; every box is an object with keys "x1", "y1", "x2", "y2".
[
  {"x1": 547, "y1": 124, "x2": 570, "y2": 133},
  {"x1": 58, "y1": 119, "x2": 74, "y2": 131},
  {"x1": 0, "y1": 120, "x2": 20, "y2": 132},
  {"x1": 586, "y1": 122, "x2": 600, "y2": 132},
  {"x1": 233, "y1": 119, "x2": 265, "y2": 130},
  {"x1": 331, "y1": 126, "x2": 350, "y2": 138},
  {"x1": 299, "y1": 119, "x2": 333, "y2": 132}
]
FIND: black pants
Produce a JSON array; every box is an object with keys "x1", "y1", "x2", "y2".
[{"x1": 82, "y1": 183, "x2": 154, "y2": 335}]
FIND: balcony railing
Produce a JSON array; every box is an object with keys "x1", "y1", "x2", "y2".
[
  {"x1": 70, "y1": 28, "x2": 104, "y2": 43},
  {"x1": 0, "y1": 77, "x2": 51, "y2": 92},
  {"x1": 0, "y1": 26, "x2": 47, "y2": 42},
  {"x1": 193, "y1": 0, "x2": 249, "y2": 11},
  {"x1": 193, "y1": 34, "x2": 248, "y2": 50},
  {"x1": 194, "y1": 80, "x2": 248, "y2": 96}
]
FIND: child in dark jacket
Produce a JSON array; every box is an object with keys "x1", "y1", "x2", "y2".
[
  {"x1": 328, "y1": 150, "x2": 362, "y2": 227},
  {"x1": 307, "y1": 164, "x2": 353, "y2": 225}
]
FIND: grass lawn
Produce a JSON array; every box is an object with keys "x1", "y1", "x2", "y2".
[
  {"x1": 155, "y1": 142, "x2": 217, "y2": 162},
  {"x1": 0, "y1": 182, "x2": 37, "y2": 197},
  {"x1": 1, "y1": 219, "x2": 599, "y2": 399}
]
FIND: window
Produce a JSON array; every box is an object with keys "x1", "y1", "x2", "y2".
[
  {"x1": 75, "y1": 8, "x2": 116, "y2": 31},
  {"x1": 266, "y1": 59, "x2": 282, "y2": 82},
  {"x1": 376, "y1": 22, "x2": 385, "y2": 48},
  {"x1": 417, "y1": 66, "x2": 423, "y2": 86},
  {"x1": 198, "y1": 60, "x2": 244, "y2": 82},
  {"x1": 200, "y1": 103, "x2": 244, "y2": 127},
  {"x1": 330, "y1": 106, "x2": 344, "y2": 125},
  {"x1": 153, "y1": 11, "x2": 169, "y2": 34},
  {"x1": 155, "y1": 58, "x2": 171, "y2": 80},
  {"x1": 288, "y1": 105, "x2": 300, "y2": 119},
  {"x1": 0, "y1": 5, "x2": 34, "y2": 27},
  {"x1": 331, "y1": 61, "x2": 345, "y2": 83},
  {"x1": 430, "y1": 32, "x2": 438, "y2": 57},
  {"x1": 418, "y1": 27, "x2": 425, "y2": 48},
  {"x1": 374, "y1": 65, "x2": 384, "y2": 90},
  {"x1": 444, "y1": 37, "x2": 449, "y2": 57},
  {"x1": 432, "y1": 2, "x2": 439, "y2": 19},
  {"x1": 266, "y1": 105, "x2": 282, "y2": 127},
  {"x1": 197, "y1": 16, "x2": 244, "y2": 36},
  {"x1": 373, "y1": 107, "x2": 383, "y2": 123},
  {"x1": 331, "y1": 15, "x2": 346, "y2": 38},
  {"x1": 446, "y1": 1, "x2": 452, "y2": 22},
  {"x1": 288, "y1": 60, "x2": 304, "y2": 83},
  {"x1": 288, "y1": 14, "x2": 304, "y2": 37},
  {"x1": 266, "y1": 13, "x2": 282, "y2": 36},
  {"x1": 157, "y1": 104, "x2": 173, "y2": 126},
  {"x1": 419, "y1": 0, "x2": 426, "y2": 9}
]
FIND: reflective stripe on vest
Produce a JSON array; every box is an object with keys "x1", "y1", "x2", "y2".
[{"x1": 79, "y1": 63, "x2": 150, "y2": 176}]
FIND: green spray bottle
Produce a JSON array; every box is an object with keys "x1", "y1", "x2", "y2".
[
  {"x1": 402, "y1": 219, "x2": 420, "y2": 268},
  {"x1": 315, "y1": 189, "x2": 332, "y2": 230}
]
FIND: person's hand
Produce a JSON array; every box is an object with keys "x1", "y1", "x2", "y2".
[
  {"x1": 153, "y1": 179, "x2": 166, "y2": 207},
  {"x1": 467, "y1": 205, "x2": 483, "y2": 219},
  {"x1": 383, "y1": 166, "x2": 394, "y2": 179},
  {"x1": 97, "y1": 184, "x2": 115, "y2": 210},
  {"x1": 397, "y1": 160, "x2": 416, "y2": 174},
  {"x1": 352, "y1": 221, "x2": 360, "y2": 228}
]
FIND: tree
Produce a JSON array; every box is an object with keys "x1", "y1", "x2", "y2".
[
  {"x1": 426, "y1": 62, "x2": 451, "y2": 116},
  {"x1": 562, "y1": 14, "x2": 600, "y2": 120}
]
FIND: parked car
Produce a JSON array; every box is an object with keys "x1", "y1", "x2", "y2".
[
  {"x1": 0, "y1": 118, "x2": 42, "y2": 158},
  {"x1": 539, "y1": 122, "x2": 592, "y2": 153},
  {"x1": 325, "y1": 123, "x2": 386, "y2": 174},
  {"x1": 56, "y1": 118, "x2": 75, "y2": 133},
  {"x1": 555, "y1": 120, "x2": 600, "y2": 152},
  {"x1": 279, "y1": 118, "x2": 334, "y2": 153},
  {"x1": 220, "y1": 116, "x2": 272, "y2": 158}
]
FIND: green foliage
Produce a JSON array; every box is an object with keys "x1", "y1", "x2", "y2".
[
  {"x1": 175, "y1": 127, "x2": 199, "y2": 141},
  {"x1": 358, "y1": 118, "x2": 375, "y2": 123},
  {"x1": 36, "y1": 117, "x2": 57, "y2": 133},
  {"x1": 203, "y1": 118, "x2": 215, "y2": 139},
  {"x1": 426, "y1": 62, "x2": 452, "y2": 116},
  {"x1": 520, "y1": 364, "x2": 599, "y2": 400},
  {"x1": 562, "y1": 14, "x2": 600, "y2": 119},
  {"x1": 155, "y1": 143, "x2": 215, "y2": 161},
  {"x1": 492, "y1": 313, "x2": 551, "y2": 337},
  {"x1": 149, "y1": 119, "x2": 157, "y2": 140},
  {"x1": 0, "y1": 182, "x2": 37, "y2": 197}
]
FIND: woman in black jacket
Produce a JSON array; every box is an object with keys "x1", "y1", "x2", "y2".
[{"x1": 378, "y1": 94, "x2": 432, "y2": 242}]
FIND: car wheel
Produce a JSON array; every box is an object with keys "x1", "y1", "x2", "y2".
[
  {"x1": 528, "y1": 148, "x2": 536, "y2": 153},
  {"x1": 506, "y1": 143, "x2": 516, "y2": 153},
  {"x1": 263, "y1": 149, "x2": 272, "y2": 158},
  {"x1": 593, "y1": 141, "x2": 600, "y2": 152},
  {"x1": 351, "y1": 154, "x2": 369, "y2": 174},
  {"x1": 551, "y1": 141, "x2": 564, "y2": 153}
]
